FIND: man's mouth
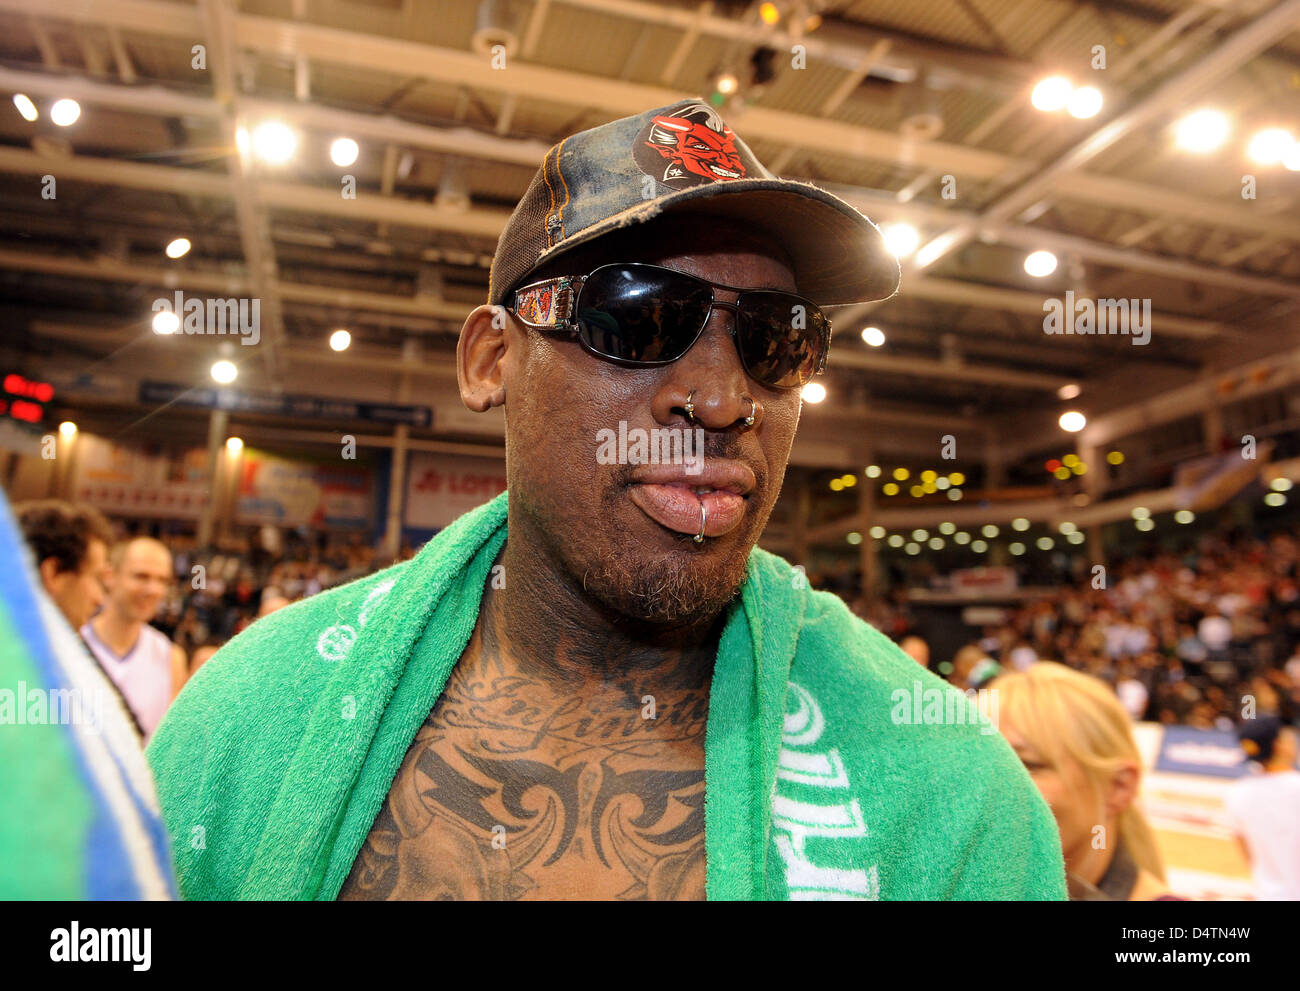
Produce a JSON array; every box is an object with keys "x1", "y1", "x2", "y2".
[{"x1": 625, "y1": 463, "x2": 754, "y2": 540}]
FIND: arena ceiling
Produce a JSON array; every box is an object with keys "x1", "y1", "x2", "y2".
[{"x1": 1, "y1": 0, "x2": 1298, "y2": 473}]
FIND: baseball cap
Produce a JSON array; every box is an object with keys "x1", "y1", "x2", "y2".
[
  {"x1": 1237, "y1": 715, "x2": 1284, "y2": 763},
  {"x1": 487, "y1": 98, "x2": 901, "y2": 308}
]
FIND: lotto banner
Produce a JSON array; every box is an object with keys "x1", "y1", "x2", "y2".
[{"x1": 404, "y1": 452, "x2": 507, "y2": 530}]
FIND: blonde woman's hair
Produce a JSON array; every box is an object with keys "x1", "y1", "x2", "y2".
[{"x1": 993, "y1": 662, "x2": 1166, "y2": 883}]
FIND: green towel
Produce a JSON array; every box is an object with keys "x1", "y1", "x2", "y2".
[{"x1": 147, "y1": 492, "x2": 1065, "y2": 900}]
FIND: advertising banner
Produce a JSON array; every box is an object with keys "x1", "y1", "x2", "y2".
[
  {"x1": 236, "y1": 448, "x2": 376, "y2": 529},
  {"x1": 404, "y1": 452, "x2": 507, "y2": 530}
]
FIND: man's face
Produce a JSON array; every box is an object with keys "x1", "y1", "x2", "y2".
[
  {"x1": 499, "y1": 215, "x2": 804, "y2": 626},
  {"x1": 108, "y1": 540, "x2": 173, "y2": 623},
  {"x1": 46, "y1": 537, "x2": 108, "y2": 630}
]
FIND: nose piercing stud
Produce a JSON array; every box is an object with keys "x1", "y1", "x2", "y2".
[{"x1": 684, "y1": 390, "x2": 696, "y2": 423}]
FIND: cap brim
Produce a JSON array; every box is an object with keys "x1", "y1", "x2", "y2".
[{"x1": 531, "y1": 177, "x2": 901, "y2": 307}]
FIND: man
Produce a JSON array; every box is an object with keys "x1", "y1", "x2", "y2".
[
  {"x1": 148, "y1": 100, "x2": 1066, "y2": 900},
  {"x1": 6, "y1": 496, "x2": 175, "y2": 897},
  {"x1": 82, "y1": 537, "x2": 188, "y2": 743},
  {"x1": 1225, "y1": 717, "x2": 1300, "y2": 900},
  {"x1": 14, "y1": 499, "x2": 111, "y2": 630}
]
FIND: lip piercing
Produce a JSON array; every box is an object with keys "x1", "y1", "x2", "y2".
[
  {"x1": 684, "y1": 390, "x2": 696, "y2": 423},
  {"x1": 694, "y1": 501, "x2": 708, "y2": 543},
  {"x1": 742, "y1": 395, "x2": 756, "y2": 427}
]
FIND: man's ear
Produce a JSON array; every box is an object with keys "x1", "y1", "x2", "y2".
[
  {"x1": 457, "y1": 304, "x2": 511, "y2": 413},
  {"x1": 38, "y1": 557, "x2": 64, "y2": 598}
]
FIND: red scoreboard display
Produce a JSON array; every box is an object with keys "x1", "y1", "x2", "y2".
[{"x1": 1, "y1": 373, "x2": 54, "y2": 426}]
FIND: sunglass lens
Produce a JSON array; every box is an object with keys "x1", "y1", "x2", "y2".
[
  {"x1": 576, "y1": 266, "x2": 712, "y2": 363},
  {"x1": 736, "y1": 292, "x2": 827, "y2": 388}
]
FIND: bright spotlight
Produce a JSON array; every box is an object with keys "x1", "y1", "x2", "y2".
[
  {"x1": 58, "y1": 420, "x2": 77, "y2": 439},
  {"x1": 165, "y1": 237, "x2": 192, "y2": 259},
  {"x1": 801, "y1": 382, "x2": 827, "y2": 404},
  {"x1": 1058, "y1": 382, "x2": 1081, "y2": 400},
  {"x1": 881, "y1": 223, "x2": 920, "y2": 259},
  {"x1": 211, "y1": 360, "x2": 238, "y2": 384},
  {"x1": 1247, "y1": 127, "x2": 1294, "y2": 166},
  {"x1": 1173, "y1": 109, "x2": 1230, "y2": 154},
  {"x1": 715, "y1": 72, "x2": 739, "y2": 95},
  {"x1": 12, "y1": 94, "x2": 37, "y2": 122},
  {"x1": 252, "y1": 120, "x2": 298, "y2": 165},
  {"x1": 225, "y1": 436, "x2": 244, "y2": 454},
  {"x1": 330, "y1": 137, "x2": 359, "y2": 167},
  {"x1": 329, "y1": 329, "x2": 352, "y2": 352},
  {"x1": 1067, "y1": 86, "x2": 1102, "y2": 119},
  {"x1": 152, "y1": 310, "x2": 180, "y2": 335},
  {"x1": 50, "y1": 98, "x2": 81, "y2": 127},
  {"x1": 1031, "y1": 76, "x2": 1072, "y2": 113},
  {"x1": 1024, "y1": 250, "x2": 1058, "y2": 277},
  {"x1": 1059, "y1": 410, "x2": 1086, "y2": 432},
  {"x1": 861, "y1": 326, "x2": 886, "y2": 347}
]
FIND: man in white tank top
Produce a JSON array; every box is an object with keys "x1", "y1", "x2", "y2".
[{"x1": 81, "y1": 537, "x2": 188, "y2": 743}]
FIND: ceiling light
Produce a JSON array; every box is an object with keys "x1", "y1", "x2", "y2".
[
  {"x1": 50, "y1": 98, "x2": 81, "y2": 126},
  {"x1": 165, "y1": 237, "x2": 191, "y2": 259},
  {"x1": 1247, "y1": 127, "x2": 1294, "y2": 166},
  {"x1": 861, "y1": 326, "x2": 886, "y2": 347},
  {"x1": 1107, "y1": 450, "x2": 1124, "y2": 465},
  {"x1": 1271, "y1": 477, "x2": 1293, "y2": 492},
  {"x1": 865, "y1": 465, "x2": 881, "y2": 478},
  {"x1": 830, "y1": 478, "x2": 844, "y2": 492},
  {"x1": 1036, "y1": 536, "x2": 1055, "y2": 550},
  {"x1": 225, "y1": 436, "x2": 244, "y2": 454},
  {"x1": 329, "y1": 328, "x2": 352, "y2": 352},
  {"x1": 12, "y1": 94, "x2": 37, "y2": 122},
  {"x1": 893, "y1": 468, "x2": 910, "y2": 481},
  {"x1": 1175, "y1": 510, "x2": 1195, "y2": 524},
  {"x1": 883, "y1": 482, "x2": 899, "y2": 496},
  {"x1": 1136, "y1": 517, "x2": 1155, "y2": 531},
  {"x1": 1030, "y1": 76, "x2": 1072, "y2": 112},
  {"x1": 715, "y1": 71, "x2": 739, "y2": 95},
  {"x1": 912, "y1": 529, "x2": 929, "y2": 541},
  {"x1": 1067, "y1": 86, "x2": 1102, "y2": 119},
  {"x1": 1009, "y1": 542, "x2": 1026, "y2": 556},
  {"x1": 58, "y1": 420, "x2": 77, "y2": 439},
  {"x1": 211, "y1": 360, "x2": 238, "y2": 384},
  {"x1": 947, "y1": 489, "x2": 962, "y2": 501},
  {"x1": 1024, "y1": 250, "x2": 1058, "y2": 277},
  {"x1": 905, "y1": 542, "x2": 920, "y2": 556},
  {"x1": 252, "y1": 120, "x2": 298, "y2": 165},
  {"x1": 1173, "y1": 109, "x2": 1230, "y2": 154},
  {"x1": 981, "y1": 525, "x2": 999, "y2": 538},
  {"x1": 971, "y1": 539, "x2": 988, "y2": 552},
  {"x1": 846, "y1": 531, "x2": 862, "y2": 545},
  {"x1": 869, "y1": 526, "x2": 886, "y2": 539},
  {"x1": 1131, "y1": 506, "x2": 1150, "y2": 520},
  {"x1": 1066, "y1": 530, "x2": 1085, "y2": 545},
  {"x1": 1058, "y1": 383, "x2": 1080, "y2": 400},
  {"x1": 1265, "y1": 492, "x2": 1286, "y2": 507},
  {"x1": 1012, "y1": 517, "x2": 1029, "y2": 531},
  {"x1": 1285, "y1": 142, "x2": 1300, "y2": 173},
  {"x1": 1059, "y1": 410, "x2": 1086, "y2": 432},
  {"x1": 801, "y1": 382, "x2": 826, "y2": 403},
  {"x1": 939, "y1": 521, "x2": 955, "y2": 535},
  {"x1": 330, "y1": 137, "x2": 359, "y2": 167},
  {"x1": 928, "y1": 536, "x2": 945, "y2": 550},
  {"x1": 759, "y1": 1, "x2": 780, "y2": 25},
  {"x1": 881, "y1": 223, "x2": 920, "y2": 259},
  {"x1": 152, "y1": 310, "x2": 180, "y2": 335},
  {"x1": 887, "y1": 534, "x2": 904, "y2": 548},
  {"x1": 954, "y1": 532, "x2": 970, "y2": 545}
]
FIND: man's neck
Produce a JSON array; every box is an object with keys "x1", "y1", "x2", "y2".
[
  {"x1": 93, "y1": 607, "x2": 142, "y2": 654},
  {"x1": 489, "y1": 537, "x2": 722, "y2": 697}
]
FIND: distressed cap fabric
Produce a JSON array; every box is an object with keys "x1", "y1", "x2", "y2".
[{"x1": 487, "y1": 98, "x2": 901, "y2": 307}]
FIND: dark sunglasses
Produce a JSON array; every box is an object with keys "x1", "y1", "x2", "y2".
[{"x1": 508, "y1": 262, "x2": 831, "y2": 390}]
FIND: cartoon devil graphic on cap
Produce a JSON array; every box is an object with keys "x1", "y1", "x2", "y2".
[{"x1": 638, "y1": 102, "x2": 748, "y2": 188}]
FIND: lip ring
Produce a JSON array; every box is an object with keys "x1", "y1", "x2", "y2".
[{"x1": 693, "y1": 502, "x2": 708, "y2": 543}]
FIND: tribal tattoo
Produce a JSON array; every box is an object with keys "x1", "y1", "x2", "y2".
[{"x1": 339, "y1": 590, "x2": 712, "y2": 901}]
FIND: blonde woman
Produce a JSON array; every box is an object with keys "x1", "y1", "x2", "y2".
[{"x1": 990, "y1": 662, "x2": 1183, "y2": 901}]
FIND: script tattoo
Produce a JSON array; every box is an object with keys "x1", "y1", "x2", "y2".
[{"x1": 339, "y1": 603, "x2": 711, "y2": 900}]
